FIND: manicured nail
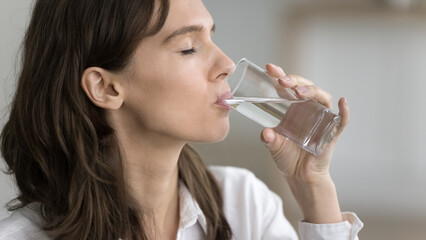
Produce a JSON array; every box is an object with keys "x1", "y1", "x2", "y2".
[
  {"x1": 296, "y1": 86, "x2": 308, "y2": 94},
  {"x1": 282, "y1": 76, "x2": 291, "y2": 82},
  {"x1": 261, "y1": 135, "x2": 270, "y2": 146},
  {"x1": 262, "y1": 130, "x2": 275, "y2": 147}
]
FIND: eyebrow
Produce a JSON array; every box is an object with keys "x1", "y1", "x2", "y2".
[{"x1": 163, "y1": 24, "x2": 216, "y2": 44}]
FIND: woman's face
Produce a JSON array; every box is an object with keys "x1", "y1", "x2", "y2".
[{"x1": 118, "y1": 0, "x2": 234, "y2": 143}]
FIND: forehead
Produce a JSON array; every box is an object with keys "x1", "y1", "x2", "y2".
[{"x1": 159, "y1": 0, "x2": 213, "y2": 35}]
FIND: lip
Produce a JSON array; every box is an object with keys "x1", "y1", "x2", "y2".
[{"x1": 215, "y1": 91, "x2": 233, "y2": 110}]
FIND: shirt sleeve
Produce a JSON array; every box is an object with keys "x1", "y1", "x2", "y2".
[
  {"x1": 298, "y1": 212, "x2": 363, "y2": 240},
  {"x1": 243, "y1": 171, "x2": 364, "y2": 240},
  {"x1": 248, "y1": 171, "x2": 363, "y2": 240}
]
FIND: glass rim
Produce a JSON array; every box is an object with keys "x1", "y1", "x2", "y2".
[
  {"x1": 226, "y1": 58, "x2": 252, "y2": 95},
  {"x1": 226, "y1": 58, "x2": 302, "y2": 101}
]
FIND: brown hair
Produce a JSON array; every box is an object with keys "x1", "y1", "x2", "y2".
[{"x1": 1, "y1": 0, "x2": 232, "y2": 239}]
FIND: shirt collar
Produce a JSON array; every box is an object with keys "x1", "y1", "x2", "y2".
[{"x1": 178, "y1": 181, "x2": 208, "y2": 234}]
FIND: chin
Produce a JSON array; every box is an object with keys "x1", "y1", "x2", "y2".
[{"x1": 210, "y1": 130, "x2": 229, "y2": 142}]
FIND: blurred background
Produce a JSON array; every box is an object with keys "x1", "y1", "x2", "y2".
[{"x1": 1, "y1": 0, "x2": 426, "y2": 239}]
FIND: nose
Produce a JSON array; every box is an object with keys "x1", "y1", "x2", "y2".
[{"x1": 209, "y1": 45, "x2": 235, "y2": 82}]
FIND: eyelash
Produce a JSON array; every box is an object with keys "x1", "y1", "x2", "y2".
[{"x1": 180, "y1": 48, "x2": 197, "y2": 56}]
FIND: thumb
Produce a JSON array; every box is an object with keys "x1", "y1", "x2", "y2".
[{"x1": 261, "y1": 128, "x2": 288, "y2": 156}]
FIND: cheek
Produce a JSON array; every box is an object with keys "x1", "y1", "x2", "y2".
[
  {"x1": 149, "y1": 87, "x2": 229, "y2": 142},
  {"x1": 125, "y1": 72, "x2": 202, "y2": 126},
  {"x1": 124, "y1": 59, "x2": 229, "y2": 141}
]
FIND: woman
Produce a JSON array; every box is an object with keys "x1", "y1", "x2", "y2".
[{"x1": 0, "y1": 0, "x2": 362, "y2": 239}]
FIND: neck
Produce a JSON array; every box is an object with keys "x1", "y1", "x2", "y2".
[{"x1": 116, "y1": 126, "x2": 184, "y2": 239}]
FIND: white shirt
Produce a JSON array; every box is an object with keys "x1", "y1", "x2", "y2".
[{"x1": 0, "y1": 166, "x2": 363, "y2": 239}]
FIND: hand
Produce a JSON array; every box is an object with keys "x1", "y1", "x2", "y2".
[
  {"x1": 261, "y1": 63, "x2": 349, "y2": 223},
  {"x1": 262, "y1": 63, "x2": 349, "y2": 183}
]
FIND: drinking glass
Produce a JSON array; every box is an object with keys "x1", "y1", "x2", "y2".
[{"x1": 225, "y1": 58, "x2": 340, "y2": 156}]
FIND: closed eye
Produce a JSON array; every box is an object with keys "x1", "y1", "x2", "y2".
[{"x1": 181, "y1": 48, "x2": 197, "y2": 55}]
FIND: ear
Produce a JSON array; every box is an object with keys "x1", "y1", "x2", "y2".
[{"x1": 81, "y1": 67, "x2": 124, "y2": 110}]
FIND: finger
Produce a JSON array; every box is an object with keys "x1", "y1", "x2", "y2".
[
  {"x1": 266, "y1": 64, "x2": 298, "y2": 90},
  {"x1": 335, "y1": 97, "x2": 349, "y2": 137},
  {"x1": 295, "y1": 85, "x2": 333, "y2": 109},
  {"x1": 278, "y1": 74, "x2": 314, "y2": 89},
  {"x1": 318, "y1": 97, "x2": 349, "y2": 152},
  {"x1": 266, "y1": 64, "x2": 286, "y2": 78}
]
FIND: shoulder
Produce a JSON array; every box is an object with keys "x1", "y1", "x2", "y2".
[
  {"x1": 0, "y1": 204, "x2": 49, "y2": 240},
  {"x1": 208, "y1": 165, "x2": 258, "y2": 185},
  {"x1": 208, "y1": 165, "x2": 281, "y2": 207},
  {"x1": 208, "y1": 166, "x2": 275, "y2": 201}
]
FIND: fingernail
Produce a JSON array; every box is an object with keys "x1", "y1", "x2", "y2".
[
  {"x1": 282, "y1": 76, "x2": 291, "y2": 82},
  {"x1": 296, "y1": 86, "x2": 308, "y2": 94},
  {"x1": 261, "y1": 135, "x2": 271, "y2": 147},
  {"x1": 262, "y1": 130, "x2": 275, "y2": 147}
]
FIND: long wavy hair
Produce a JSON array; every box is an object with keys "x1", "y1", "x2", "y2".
[{"x1": 0, "y1": 0, "x2": 232, "y2": 239}]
